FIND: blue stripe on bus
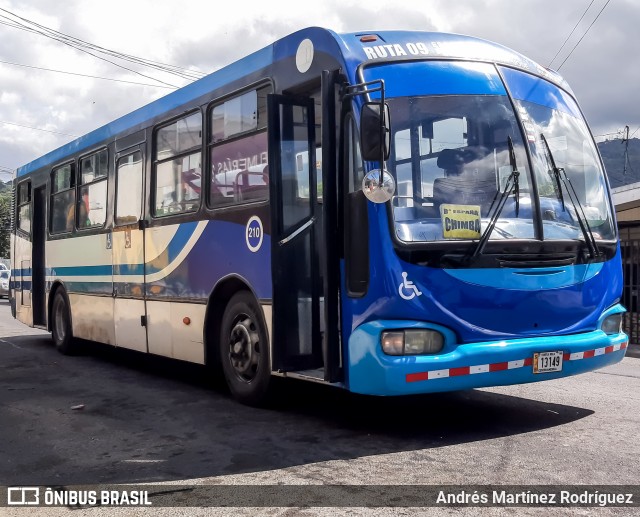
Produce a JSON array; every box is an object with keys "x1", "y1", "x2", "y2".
[
  {"x1": 13, "y1": 219, "x2": 273, "y2": 299},
  {"x1": 145, "y1": 221, "x2": 199, "y2": 275},
  {"x1": 50, "y1": 264, "x2": 113, "y2": 276}
]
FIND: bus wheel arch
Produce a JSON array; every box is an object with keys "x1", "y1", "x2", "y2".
[{"x1": 205, "y1": 277, "x2": 271, "y2": 405}]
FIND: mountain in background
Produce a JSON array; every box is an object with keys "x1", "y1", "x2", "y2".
[{"x1": 598, "y1": 137, "x2": 640, "y2": 189}]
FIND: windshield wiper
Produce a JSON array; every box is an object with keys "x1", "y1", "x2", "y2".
[
  {"x1": 539, "y1": 133, "x2": 600, "y2": 259},
  {"x1": 469, "y1": 136, "x2": 520, "y2": 260},
  {"x1": 540, "y1": 134, "x2": 566, "y2": 211}
]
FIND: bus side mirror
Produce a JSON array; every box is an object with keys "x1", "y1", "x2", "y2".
[{"x1": 360, "y1": 102, "x2": 390, "y2": 162}]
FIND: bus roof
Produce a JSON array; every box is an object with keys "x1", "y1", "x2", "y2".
[{"x1": 17, "y1": 27, "x2": 566, "y2": 178}]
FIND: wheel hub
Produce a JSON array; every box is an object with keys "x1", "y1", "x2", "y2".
[{"x1": 228, "y1": 316, "x2": 260, "y2": 381}]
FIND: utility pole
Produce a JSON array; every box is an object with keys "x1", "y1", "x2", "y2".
[{"x1": 622, "y1": 125, "x2": 630, "y2": 175}]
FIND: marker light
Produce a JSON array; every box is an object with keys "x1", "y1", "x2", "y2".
[
  {"x1": 381, "y1": 329, "x2": 444, "y2": 356},
  {"x1": 601, "y1": 313, "x2": 623, "y2": 335}
]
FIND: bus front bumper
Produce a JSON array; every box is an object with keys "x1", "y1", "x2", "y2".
[{"x1": 346, "y1": 320, "x2": 628, "y2": 396}]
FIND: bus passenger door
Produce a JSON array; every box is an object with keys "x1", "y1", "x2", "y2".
[
  {"x1": 268, "y1": 94, "x2": 323, "y2": 372},
  {"x1": 112, "y1": 148, "x2": 148, "y2": 352},
  {"x1": 31, "y1": 186, "x2": 47, "y2": 326}
]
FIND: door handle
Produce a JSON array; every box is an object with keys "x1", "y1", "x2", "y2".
[{"x1": 279, "y1": 217, "x2": 315, "y2": 246}]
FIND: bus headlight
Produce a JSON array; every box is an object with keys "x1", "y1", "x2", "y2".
[
  {"x1": 381, "y1": 329, "x2": 444, "y2": 355},
  {"x1": 601, "y1": 313, "x2": 623, "y2": 335}
]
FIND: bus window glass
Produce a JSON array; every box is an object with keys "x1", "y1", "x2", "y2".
[
  {"x1": 116, "y1": 152, "x2": 143, "y2": 225},
  {"x1": 80, "y1": 149, "x2": 108, "y2": 184},
  {"x1": 499, "y1": 66, "x2": 615, "y2": 241},
  {"x1": 16, "y1": 181, "x2": 31, "y2": 234},
  {"x1": 347, "y1": 118, "x2": 364, "y2": 193},
  {"x1": 156, "y1": 112, "x2": 202, "y2": 161},
  {"x1": 155, "y1": 152, "x2": 201, "y2": 216},
  {"x1": 211, "y1": 87, "x2": 269, "y2": 143},
  {"x1": 18, "y1": 205, "x2": 30, "y2": 234},
  {"x1": 154, "y1": 112, "x2": 202, "y2": 217},
  {"x1": 210, "y1": 132, "x2": 268, "y2": 206},
  {"x1": 50, "y1": 164, "x2": 75, "y2": 234},
  {"x1": 51, "y1": 189, "x2": 75, "y2": 234},
  {"x1": 52, "y1": 164, "x2": 73, "y2": 194},
  {"x1": 78, "y1": 149, "x2": 108, "y2": 229},
  {"x1": 78, "y1": 182, "x2": 107, "y2": 228},
  {"x1": 279, "y1": 103, "x2": 311, "y2": 233},
  {"x1": 363, "y1": 61, "x2": 535, "y2": 243}
]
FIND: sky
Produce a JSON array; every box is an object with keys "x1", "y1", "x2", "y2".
[{"x1": 0, "y1": 0, "x2": 638, "y2": 182}]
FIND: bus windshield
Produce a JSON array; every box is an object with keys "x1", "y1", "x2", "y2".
[
  {"x1": 387, "y1": 93, "x2": 534, "y2": 243},
  {"x1": 365, "y1": 61, "x2": 615, "y2": 244},
  {"x1": 500, "y1": 66, "x2": 615, "y2": 241}
]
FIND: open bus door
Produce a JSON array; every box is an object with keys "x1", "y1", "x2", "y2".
[{"x1": 267, "y1": 94, "x2": 323, "y2": 372}]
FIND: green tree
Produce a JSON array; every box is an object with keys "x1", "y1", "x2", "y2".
[{"x1": 0, "y1": 190, "x2": 11, "y2": 258}]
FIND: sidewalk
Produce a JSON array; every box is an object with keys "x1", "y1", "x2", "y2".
[
  {"x1": 627, "y1": 343, "x2": 640, "y2": 359},
  {"x1": 0, "y1": 300, "x2": 49, "y2": 339}
]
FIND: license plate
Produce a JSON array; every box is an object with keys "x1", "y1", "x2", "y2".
[{"x1": 533, "y1": 351, "x2": 563, "y2": 374}]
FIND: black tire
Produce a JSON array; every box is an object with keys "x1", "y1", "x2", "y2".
[
  {"x1": 51, "y1": 289, "x2": 77, "y2": 355},
  {"x1": 220, "y1": 291, "x2": 271, "y2": 406}
]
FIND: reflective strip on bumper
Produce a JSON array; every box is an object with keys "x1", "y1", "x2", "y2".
[{"x1": 406, "y1": 341, "x2": 628, "y2": 383}]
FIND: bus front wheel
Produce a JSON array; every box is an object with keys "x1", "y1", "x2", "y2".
[
  {"x1": 220, "y1": 291, "x2": 271, "y2": 406},
  {"x1": 51, "y1": 290, "x2": 77, "y2": 355}
]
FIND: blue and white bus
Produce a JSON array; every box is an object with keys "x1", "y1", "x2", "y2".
[{"x1": 10, "y1": 27, "x2": 627, "y2": 404}]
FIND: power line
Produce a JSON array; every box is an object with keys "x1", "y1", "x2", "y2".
[
  {"x1": 0, "y1": 8, "x2": 206, "y2": 82},
  {"x1": 0, "y1": 120, "x2": 79, "y2": 137},
  {"x1": 0, "y1": 59, "x2": 176, "y2": 89},
  {"x1": 557, "y1": 0, "x2": 612, "y2": 71},
  {"x1": 0, "y1": 9, "x2": 206, "y2": 88},
  {"x1": 548, "y1": 0, "x2": 596, "y2": 68},
  {"x1": 0, "y1": 11, "x2": 178, "y2": 88}
]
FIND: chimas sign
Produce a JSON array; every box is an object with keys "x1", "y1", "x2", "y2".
[{"x1": 440, "y1": 204, "x2": 482, "y2": 239}]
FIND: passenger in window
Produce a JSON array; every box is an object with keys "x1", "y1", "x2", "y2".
[{"x1": 79, "y1": 191, "x2": 91, "y2": 227}]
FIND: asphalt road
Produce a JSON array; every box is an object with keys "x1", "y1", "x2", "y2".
[{"x1": 0, "y1": 297, "x2": 639, "y2": 516}]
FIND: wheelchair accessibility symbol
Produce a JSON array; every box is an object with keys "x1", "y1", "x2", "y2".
[{"x1": 398, "y1": 272, "x2": 423, "y2": 300}]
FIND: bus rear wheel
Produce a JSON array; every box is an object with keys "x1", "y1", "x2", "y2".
[
  {"x1": 51, "y1": 289, "x2": 77, "y2": 355},
  {"x1": 220, "y1": 291, "x2": 271, "y2": 406}
]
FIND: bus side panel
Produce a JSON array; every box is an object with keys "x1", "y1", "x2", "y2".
[
  {"x1": 143, "y1": 212, "x2": 271, "y2": 362},
  {"x1": 146, "y1": 300, "x2": 206, "y2": 363},
  {"x1": 68, "y1": 294, "x2": 115, "y2": 345},
  {"x1": 47, "y1": 234, "x2": 114, "y2": 344}
]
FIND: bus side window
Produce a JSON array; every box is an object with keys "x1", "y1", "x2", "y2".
[
  {"x1": 208, "y1": 86, "x2": 271, "y2": 208},
  {"x1": 50, "y1": 163, "x2": 75, "y2": 234},
  {"x1": 344, "y1": 115, "x2": 368, "y2": 297},
  {"x1": 115, "y1": 151, "x2": 143, "y2": 225},
  {"x1": 16, "y1": 181, "x2": 31, "y2": 235},
  {"x1": 153, "y1": 112, "x2": 202, "y2": 217},
  {"x1": 78, "y1": 149, "x2": 108, "y2": 229}
]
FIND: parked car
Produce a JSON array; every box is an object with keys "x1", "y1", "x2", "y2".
[{"x1": 0, "y1": 269, "x2": 9, "y2": 298}]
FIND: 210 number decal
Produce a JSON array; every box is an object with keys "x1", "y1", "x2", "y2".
[{"x1": 245, "y1": 216, "x2": 264, "y2": 253}]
